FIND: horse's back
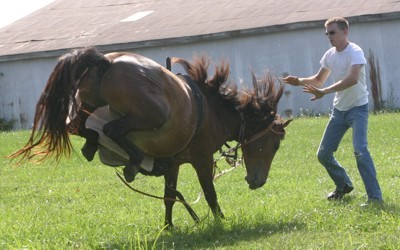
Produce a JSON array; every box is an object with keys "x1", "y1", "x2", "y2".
[
  {"x1": 98, "y1": 53, "x2": 199, "y2": 157},
  {"x1": 101, "y1": 53, "x2": 187, "y2": 100}
]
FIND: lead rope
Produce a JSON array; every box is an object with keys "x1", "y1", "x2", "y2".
[
  {"x1": 212, "y1": 112, "x2": 246, "y2": 181},
  {"x1": 115, "y1": 108, "x2": 283, "y2": 224},
  {"x1": 115, "y1": 169, "x2": 201, "y2": 224},
  {"x1": 189, "y1": 112, "x2": 246, "y2": 205},
  {"x1": 188, "y1": 142, "x2": 243, "y2": 206}
]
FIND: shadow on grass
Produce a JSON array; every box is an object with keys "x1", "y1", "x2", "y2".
[
  {"x1": 331, "y1": 196, "x2": 400, "y2": 215},
  {"x1": 357, "y1": 201, "x2": 400, "y2": 215},
  {"x1": 94, "y1": 219, "x2": 306, "y2": 249}
]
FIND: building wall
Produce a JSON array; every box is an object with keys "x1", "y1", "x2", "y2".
[
  {"x1": 124, "y1": 18, "x2": 399, "y2": 118},
  {"x1": 0, "y1": 18, "x2": 398, "y2": 129},
  {"x1": 0, "y1": 58, "x2": 57, "y2": 129}
]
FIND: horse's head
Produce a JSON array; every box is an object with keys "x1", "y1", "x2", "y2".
[
  {"x1": 171, "y1": 55, "x2": 291, "y2": 189},
  {"x1": 241, "y1": 116, "x2": 292, "y2": 189},
  {"x1": 238, "y1": 73, "x2": 292, "y2": 189}
]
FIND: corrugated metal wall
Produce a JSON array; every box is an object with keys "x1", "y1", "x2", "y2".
[{"x1": 0, "y1": 19, "x2": 399, "y2": 129}]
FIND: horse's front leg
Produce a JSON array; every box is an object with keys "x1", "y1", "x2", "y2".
[
  {"x1": 103, "y1": 115, "x2": 145, "y2": 182},
  {"x1": 163, "y1": 163, "x2": 180, "y2": 228},
  {"x1": 194, "y1": 157, "x2": 224, "y2": 220}
]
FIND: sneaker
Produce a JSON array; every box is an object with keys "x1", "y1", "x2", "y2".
[
  {"x1": 327, "y1": 184, "x2": 354, "y2": 200},
  {"x1": 360, "y1": 198, "x2": 384, "y2": 207}
]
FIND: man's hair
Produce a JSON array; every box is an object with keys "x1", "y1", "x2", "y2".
[{"x1": 325, "y1": 17, "x2": 349, "y2": 30}]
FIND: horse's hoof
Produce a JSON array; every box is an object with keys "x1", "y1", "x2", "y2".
[
  {"x1": 164, "y1": 222, "x2": 174, "y2": 229},
  {"x1": 81, "y1": 144, "x2": 98, "y2": 161},
  {"x1": 123, "y1": 165, "x2": 139, "y2": 183}
]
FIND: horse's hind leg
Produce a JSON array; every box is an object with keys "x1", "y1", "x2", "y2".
[{"x1": 103, "y1": 115, "x2": 145, "y2": 182}]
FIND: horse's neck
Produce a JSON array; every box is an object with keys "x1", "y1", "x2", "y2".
[{"x1": 208, "y1": 98, "x2": 242, "y2": 142}]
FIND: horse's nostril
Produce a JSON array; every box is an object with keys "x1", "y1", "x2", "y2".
[
  {"x1": 258, "y1": 180, "x2": 266, "y2": 187},
  {"x1": 245, "y1": 175, "x2": 266, "y2": 190}
]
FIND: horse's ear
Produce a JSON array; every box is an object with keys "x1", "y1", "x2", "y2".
[{"x1": 283, "y1": 119, "x2": 293, "y2": 128}]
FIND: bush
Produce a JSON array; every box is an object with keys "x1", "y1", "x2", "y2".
[{"x1": 0, "y1": 118, "x2": 16, "y2": 131}]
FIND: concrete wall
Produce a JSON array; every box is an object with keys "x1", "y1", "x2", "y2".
[{"x1": 1, "y1": 18, "x2": 398, "y2": 129}]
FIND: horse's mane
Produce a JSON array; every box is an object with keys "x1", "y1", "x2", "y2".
[
  {"x1": 172, "y1": 56, "x2": 284, "y2": 115},
  {"x1": 10, "y1": 49, "x2": 283, "y2": 163},
  {"x1": 172, "y1": 55, "x2": 230, "y2": 91},
  {"x1": 10, "y1": 47, "x2": 111, "y2": 162}
]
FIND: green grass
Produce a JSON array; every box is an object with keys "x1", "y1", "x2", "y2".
[{"x1": 1, "y1": 113, "x2": 399, "y2": 249}]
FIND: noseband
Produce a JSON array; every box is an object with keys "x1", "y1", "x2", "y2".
[
  {"x1": 238, "y1": 112, "x2": 285, "y2": 147},
  {"x1": 219, "y1": 112, "x2": 285, "y2": 165}
]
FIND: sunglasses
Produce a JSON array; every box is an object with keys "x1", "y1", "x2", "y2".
[{"x1": 325, "y1": 30, "x2": 337, "y2": 36}]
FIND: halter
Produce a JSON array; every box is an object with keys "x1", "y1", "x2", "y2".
[
  {"x1": 219, "y1": 111, "x2": 286, "y2": 166},
  {"x1": 240, "y1": 117, "x2": 286, "y2": 147}
]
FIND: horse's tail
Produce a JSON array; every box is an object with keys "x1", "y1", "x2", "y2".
[{"x1": 9, "y1": 47, "x2": 111, "y2": 163}]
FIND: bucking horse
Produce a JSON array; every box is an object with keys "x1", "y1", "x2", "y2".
[{"x1": 10, "y1": 47, "x2": 291, "y2": 227}]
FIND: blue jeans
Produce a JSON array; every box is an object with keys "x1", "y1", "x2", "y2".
[{"x1": 317, "y1": 104, "x2": 382, "y2": 200}]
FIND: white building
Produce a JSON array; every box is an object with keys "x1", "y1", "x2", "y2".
[{"x1": 1, "y1": 0, "x2": 399, "y2": 129}]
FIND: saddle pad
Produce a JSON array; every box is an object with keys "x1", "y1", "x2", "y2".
[{"x1": 85, "y1": 106, "x2": 154, "y2": 171}]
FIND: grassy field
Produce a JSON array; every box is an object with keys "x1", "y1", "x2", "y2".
[{"x1": 1, "y1": 113, "x2": 399, "y2": 249}]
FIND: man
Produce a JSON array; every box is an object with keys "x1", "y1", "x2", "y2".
[{"x1": 283, "y1": 17, "x2": 383, "y2": 204}]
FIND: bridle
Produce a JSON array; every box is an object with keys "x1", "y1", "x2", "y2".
[
  {"x1": 240, "y1": 116, "x2": 285, "y2": 147},
  {"x1": 218, "y1": 111, "x2": 286, "y2": 164},
  {"x1": 239, "y1": 111, "x2": 285, "y2": 146}
]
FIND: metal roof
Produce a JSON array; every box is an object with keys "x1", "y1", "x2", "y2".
[{"x1": 1, "y1": 0, "x2": 399, "y2": 60}]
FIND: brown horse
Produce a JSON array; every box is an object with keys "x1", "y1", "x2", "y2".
[{"x1": 10, "y1": 47, "x2": 291, "y2": 227}]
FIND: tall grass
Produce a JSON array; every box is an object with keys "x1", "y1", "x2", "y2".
[{"x1": 1, "y1": 113, "x2": 399, "y2": 249}]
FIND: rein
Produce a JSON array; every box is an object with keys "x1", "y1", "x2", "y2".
[
  {"x1": 116, "y1": 171, "x2": 200, "y2": 223},
  {"x1": 115, "y1": 111, "x2": 284, "y2": 211},
  {"x1": 211, "y1": 112, "x2": 286, "y2": 185},
  {"x1": 113, "y1": 60, "x2": 285, "y2": 224},
  {"x1": 113, "y1": 71, "x2": 205, "y2": 224},
  {"x1": 217, "y1": 112, "x2": 285, "y2": 166},
  {"x1": 241, "y1": 119, "x2": 285, "y2": 147}
]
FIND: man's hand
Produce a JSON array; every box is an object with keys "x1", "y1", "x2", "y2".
[
  {"x1": 303, "y1": 85, "x2": 325, "y2": 101},
  {"x1": 283, "y1": 76, "x2": 302, "y2": 86}
]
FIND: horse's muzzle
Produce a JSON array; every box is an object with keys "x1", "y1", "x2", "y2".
[{"x1": 245, "y1": 176, "x2": 266, "y2": 190}]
